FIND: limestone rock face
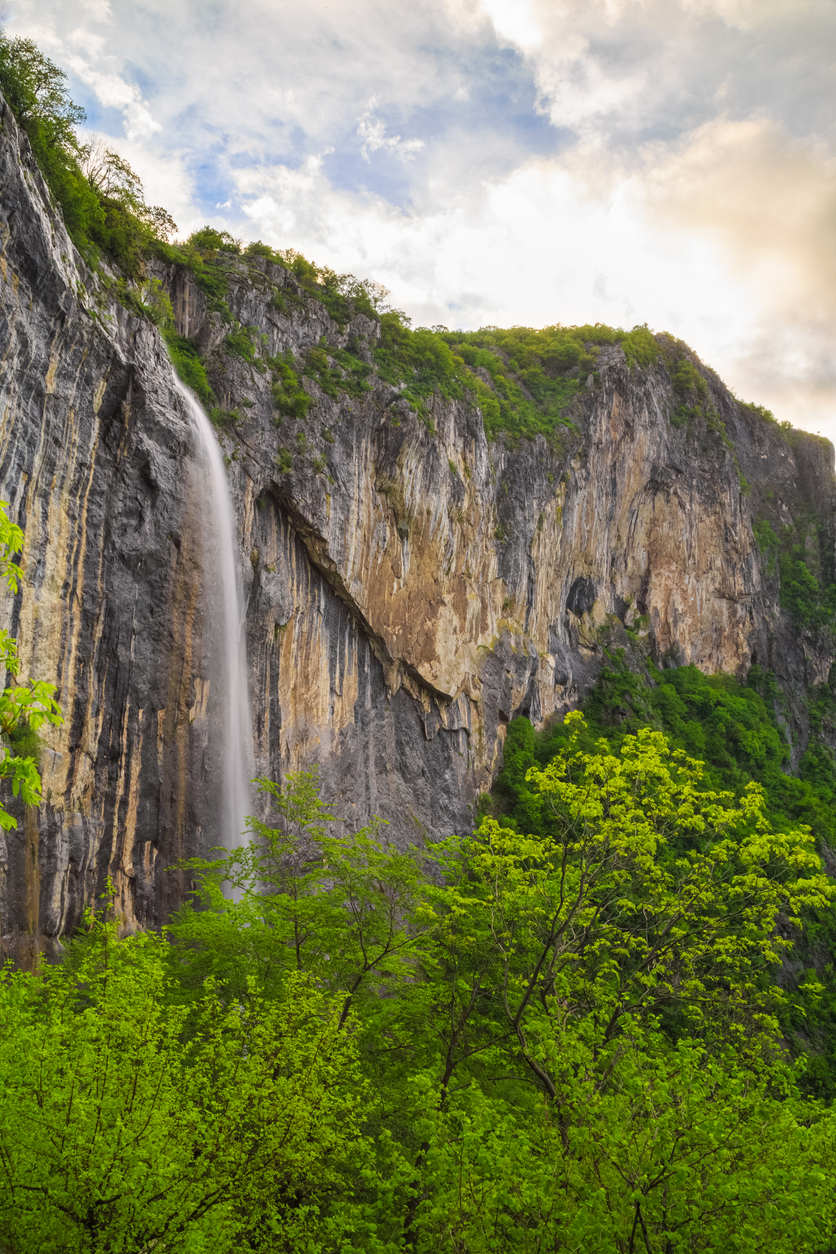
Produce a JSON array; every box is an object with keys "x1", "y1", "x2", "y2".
[
  {"x1": 1, "y1": 91, "x2": 834, "y2": 954},
  {"x1": 0, "y1": 96, "x2": 220, "y2": 955}
]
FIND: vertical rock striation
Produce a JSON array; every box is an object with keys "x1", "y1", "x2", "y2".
[{"x1": 0, "y1": 93, "x2": 220, "y2": 954}]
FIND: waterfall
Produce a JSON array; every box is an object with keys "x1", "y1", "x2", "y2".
[{"x1": 175, "y1": 380, "x2": 252, "y2": 852}]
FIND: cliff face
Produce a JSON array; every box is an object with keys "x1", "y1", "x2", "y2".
[
  {"x1": 1, "y1": 91, "x2": 835, "y2": 955},
  {"x1": 0, "y1": 96, "x2": 222, "y2": 954}
]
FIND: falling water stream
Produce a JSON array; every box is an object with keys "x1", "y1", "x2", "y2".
[{"x1": 176, "y1": 380, "x2": 252, "y2": 852}]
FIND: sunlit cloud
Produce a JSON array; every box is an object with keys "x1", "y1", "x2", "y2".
[
  {"x1": 64, "y1": 57, "x2": 160, "y2": 139},
  {"x1": 3, "y1": 0, "x2": 834, "y2": 438}
]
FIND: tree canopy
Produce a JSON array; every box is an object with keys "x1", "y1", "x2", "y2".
[{"x1": 2, "y1": 727, "x2": 835, "y2": 1252}]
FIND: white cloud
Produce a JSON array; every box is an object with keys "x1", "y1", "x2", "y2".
[
  {"x1": 77, "y1": 0, "x2": 112, "y2": 16},
  {"x1": 356, "y1": 98, "x2": 425, "y2": 162},
  {"x1": 4, "y1": 0, "x2": 835, "y2": 440},
  {"x1": 480, "y1": 0, "x2": 836, "y2": 147},
  {"x1": 232, "y1": 114, "x2": 836, "y2": 438},
  {"x1": 478, "y1": 0, "x2": 544, "y2": 50},
  {"x1": 65, "y1": 57, "x2": 160, "y2": 139}
]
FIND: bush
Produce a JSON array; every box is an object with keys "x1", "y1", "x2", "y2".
[
  {"x1": 188, "y1": 226, "x2": 240, "y2": 255},
  {"x1": 0, "y1": 906, "x2": 375, "y2": 1253},
  {"x1": 269, "y1": 350, "x2": 311, "y2": 420},
  {"x1": 439, "y1": 323, "x2": 646, "y2": 444},
  {"x1": 163, "y1": 331, "x2": 212, "y2": 405}
]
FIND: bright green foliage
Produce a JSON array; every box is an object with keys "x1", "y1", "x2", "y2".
[
  {"x1": 370, "y1": 316, "x2": 644, "y2": 441},
  {"x1": 82, "y1": 143, "x2": 177, "y2": 274},
  {"x1": 243, "y1": 240, "x2": 387, "y2": 326},
  {"x1": 441, "y1": 325, "x2": 592, "y2": 443},
  {"x1": 151, "y1": 229, "x2": 240, "y2": 326},
  {"x1": 170, "y1": 770, "x2": 425, "y2": 1019},
  {"x1": 271, "y1": 252, "x2": 389, "y2": 326},
  {"x1": 405, "y1": 718, "x2": 835, "y2": 1252},
  {"x1": 164, "y1": 332, "x2": 212, "y2": 405},
  {"x1": 441, "y1": 715, "x2": 832, "y2": 1081},
  {"x1": 126, "y1": 272, "x2": 214, "y2": 405},
  {"x1": 439, "y1": 322, "x2": 660, "y2": 445},
  {"x1": 753, "y1": 516, "x2": 779, "y2": 573},
  {"x1": 752, "y1": 511, "x2": 836, "y2": 636},
  {"x1": 177, "y1": 761, "x2": 836, "y2": 1251},
  {"x1": 0, "y1": 502, "x2": 62, "y2": 831},
  {"x1": 499, "y1": 654, "x2": 836, "y2": 848},
  {"x1": 496, "y1": 654, "x2": 836, "y2": 1098},
  {"x1": 619, "y1": 322, "x2": 660, "y2": 366},
  {"x1": 223, "y1": 324, "x2": 267, "y2": 371},
  {"x1": 0, "y1": 33, "x2": 83, "y2": 152},
  {"x1": 780, "y1": 547, "x2": 836, "y2": 633},
  {"x1": 0, "y1": 32, "x2": 98, "y2": 252},
  {"x1": 188, "y1": 226, "x2": 241, "y2": 255},
  {"x1": 739, "y1": 399, "x2": 777, "y2": 424},
  {"x1": 374, "y1": 315, "x2": 470, "y2": 429},
  {"x1": 269, "y1": 348, "x2": 312, "y2": 421},
  {"x1": 671, "y1": 355, "x2": 707, "y2": 401},
  {"x1": 0, "y1": 32, "x2": 175, "y2": 272},
  {"x1": 302, "y1": 339, "x2": 373, "y2": 401},
  {"x1": 659, "y1": 336, "x2": 730, "y2": 438},
  {"x1": 0, "y1": 902, "x2": 376, "y2": 1253},
  {"x1": 3, "y1": 754, "x2": 836, "y2": 1250}
]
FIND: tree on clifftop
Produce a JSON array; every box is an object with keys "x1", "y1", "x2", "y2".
[{"x1": 0, "y1": 28, "x2": 175, "y2": 271}]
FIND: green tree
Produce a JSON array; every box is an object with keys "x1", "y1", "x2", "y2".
[
  {"x1": 171, "y1": 769, "x2": 425, "y2": 1033},
  {"x1": 397, "y1": 714, "x2": 836, "y2": 1250},
  {"x1": 0, "y1": 897, "x2": 382, "y2": 1254},
  {"x1": 0, "y1": 30, "x2": 175, "y2": 271},
  {"x1": 0, "y1": 32, "x2": 84, "y2": 153},
  {"x1": 0, "y1": 501, "x2": 62, "y2": 831},
  {"x1": 2, "y1": 736, "x2": 835, "y2": 1252},
  {"x1": 173, "y1": 739, "x2": 836, "y2": 1252}
]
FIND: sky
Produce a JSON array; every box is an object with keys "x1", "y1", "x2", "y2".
[{"x1": 5, "y1": 0, "x2": 836, "y2": 440}]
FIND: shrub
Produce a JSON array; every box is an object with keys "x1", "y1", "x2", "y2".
[
  {"x1": 163, "y1": 332, "x2": 212, "y2": 405},
  {"x1": 188, "y1": 226, "x2": 240, "y2": 255},
  {"x1": 270, "y1": 350, "x2": 311, "y2": 420}
]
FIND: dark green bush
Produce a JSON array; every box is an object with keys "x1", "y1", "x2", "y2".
[{"x1": 780, "y1": 551, "x2": 836, "y2": 633}]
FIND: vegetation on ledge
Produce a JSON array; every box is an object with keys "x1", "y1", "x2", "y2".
[{"x1": 0, "y1": 31, "x2": 176, "y2": 273}]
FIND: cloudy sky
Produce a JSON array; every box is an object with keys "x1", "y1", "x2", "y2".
[{"x1": 6, "y1": 0, "x2": 836, "y2": 439}]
